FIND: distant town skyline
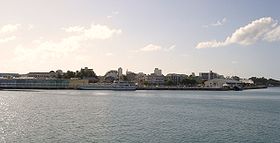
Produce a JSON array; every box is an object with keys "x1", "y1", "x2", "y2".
[{"x1": 0, "y1": 0, "x2": 280, "y2": 79}]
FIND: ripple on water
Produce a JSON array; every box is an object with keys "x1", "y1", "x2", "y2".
[{"x1": 0, "y1": 88, "x2": 280, "y2": 142}]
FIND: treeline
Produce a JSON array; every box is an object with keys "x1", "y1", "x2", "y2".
[
  {"x1": 55, "y1": 68, "x2": 98, "y2": 82},
  {"x1": 249, "y1": 77, "x2": 280, "y2": 86},
  {"x1": 163, "y1": 76, "x2": 202, "y2": 87}
]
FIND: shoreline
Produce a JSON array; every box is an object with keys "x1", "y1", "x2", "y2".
[{"x1": 0, "y1": 85, "x2": 268, "y2": 91}]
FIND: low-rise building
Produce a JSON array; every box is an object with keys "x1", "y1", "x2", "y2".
[
  {"x1": 0, "y1": 73, "x2": 20, "y2": 79},
  {"x1": 27, "y1": 72, "x2": 55, "y2": 79},
  {"x1": 165, "y1": 73, "x2": 186, "y2": 85},
  {"x1": 145, "y1": 74, "x2": 165, "y2": 85},
  {"x1": 204, "y1": 78, "x2": 242, "y2": 88}
]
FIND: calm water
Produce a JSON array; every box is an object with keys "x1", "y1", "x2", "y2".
[{"x1": 0, "y1": 88, "x2": 280, "y2": 143}]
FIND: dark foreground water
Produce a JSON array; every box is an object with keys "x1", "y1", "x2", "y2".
[{"x1": 0, "y1": 88, "x2": 280, "y2": 143}]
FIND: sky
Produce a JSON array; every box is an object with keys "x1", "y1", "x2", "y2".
[{"x1": 0, "y1": 0, "x2": 280, "y2": 79}]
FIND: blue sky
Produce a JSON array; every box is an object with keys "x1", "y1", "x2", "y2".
[{"x1": 0, "y1": 0, "x2": 279, "y2": 79}]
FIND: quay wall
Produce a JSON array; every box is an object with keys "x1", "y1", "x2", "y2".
[{"x1": 0, "y1": 79, "x2": 88, "y2": 89}]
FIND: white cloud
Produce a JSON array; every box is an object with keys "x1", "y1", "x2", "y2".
[
  {"x1": 140, "y1": 44, "x2": 162, "y2": 52},
  {"x1": 112, "y1": 11, "x2": 119, "y2": 15},
  {"x1": 140, "y1": 44, "x2": 176, "y2": 52},
  {"x1": 0, "y1": 24, "x2": 35, "y2": 44},
  {"x1": 164, "y1": 45, "x2": 176, "y2": 51},
  {"x1": 105, "y1": 53, "x2": 114, "y2": 56},
  {"x1": 231, "y1": 61, "x2": 238, "y2": 64},
  {"x1": 107, "y1": 11, "x2": 119, "y2": 19},
  {"x1": 203, "y1": 17, "x2": 227, "y2": 28},
  {"x1": 196, "y1": 17, "x2": 279, "y2": 49},
  {"x1": 84, "y1": 24, "x2": 122, "y2": 40},
  {"x1": 264, "y1": 25, "x2": 280, "y2": 41},
  {"x1": 28, "y1": 24, "x2": 34, "y2": 30},
  {"x1": 196, "y1": 40, "x2": 228, "y2": 49},
  {"x1": 62, "y1": 24, "x2": 122, "y2": 40},
  {"x1": 212, "y1": 18, "x2": 227, "y2": 26},
  {"x1": 14, "y1": 24, "x2": 122, "y2": 62},
  {"x1": 0, "y1": 36, "x2": 16, "y2": 43},
  {"x1": 0, "y1": 24, "x2": 21, "y2": 33},
  {"x1": 62, "y1": 26, "x2": 85, "y2": 33}
]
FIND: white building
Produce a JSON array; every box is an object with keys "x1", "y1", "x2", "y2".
[
  {"x1": 154, "y1": 68, "x2": 162, "y2": 76},
  {"x1": 204, "y1": 78, "x2": 242, "y2": 88},
  {"x1": 240, "y1": 79, "x2": 254, "y2": 84},
  {"x1": 118, "y1": 67, "x2": 123, "y2": 78},
  {"x1": 166, "y1": 73, "x2": 186, "y2": 85}
]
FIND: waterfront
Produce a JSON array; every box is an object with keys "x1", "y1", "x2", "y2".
[{"x1": 1, "y1": 88, "x2": 280, "y2": 142}]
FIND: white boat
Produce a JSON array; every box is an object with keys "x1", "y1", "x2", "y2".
[{"x1": 77, "y1": 81, "x2": 136, "y2": 91}]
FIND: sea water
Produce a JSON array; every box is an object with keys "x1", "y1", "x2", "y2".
[{"x1": 0, "y1": 88, "x2": 280, "y2": 142}]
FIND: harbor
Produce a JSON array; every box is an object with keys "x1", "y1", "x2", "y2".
[
  {"x1": 0, "y1": 68, "x2": 277, "y2": 91},
  {"x1": 0, "y1": 78, "x2": 267, "y2": 91}
]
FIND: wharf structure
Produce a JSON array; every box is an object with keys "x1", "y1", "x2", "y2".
[{"x1": 0, "y1": 79, "x2": 88, "y2": 89}]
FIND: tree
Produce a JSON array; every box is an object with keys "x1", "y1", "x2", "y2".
[
  {"x1": 63, "y1": 70, "x2": 76, "y2": 79},
  {"x1": 231, "y1": 76, "x2": 240, "y2": 81},
  {"x1": 164, "y1": 79, "x2": 175, "y2": 86}
]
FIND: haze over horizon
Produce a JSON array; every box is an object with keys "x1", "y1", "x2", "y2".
[{"x1": 0, "y1": 0, "x2": 280, "y2": 79}]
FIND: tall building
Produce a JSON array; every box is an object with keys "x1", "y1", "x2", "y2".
[
  {"x1": 118, "y1": 67, "x2": 123, "y2": 78},
  {"x1": 199, "y1": 70, "x2": 220, "y2": 81},
  {"x1": 154, "y1": 68, "x2": 162, "y2": 76}
]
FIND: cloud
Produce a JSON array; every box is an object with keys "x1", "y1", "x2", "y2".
[
  {"x1": 0, "y1": 24, "x2": 35, "y2": 44},
  {"x1": 62, "y1": 24, "x2": 122, "y2": 40},
  {"x1": 231, "y1": 61, "x2": 238, "y2": 64},
  {"x1": 105, "y1": 53, "x2": 114, "y2": 56},
  {"x1": 14, "y1": 24, "x2": 122, "y2": 62},
  {"x1": 112, "y1": 11, "x2": 119, "y2": 15},
  {"x1": 164, "y1": 45, "x2": 176, "y2": 51},
  {"x1": 107, "y1": 11, "x2": 119, "y2": 19},
  {"x1": 62, "y1": 26, "x2": 84, "y2": 33},
  {"x1": 107, "y1": 16, "x2": 113, "y2": 19},
  {"x1": 196, "y1": 17, "x2": 279, "y2": 49},
  {"x1": 140, "y1": 44, "x2": 162, "y2": 52},
  {"x1": 264, "y1": 25, "x2": 280, "y2": 41},
  {"x1": 83, "y1": 24, "x2": 122, "y2": 40},
  {"x1": 140, "y1": 44, "x2": 176, "y2": 52},
  {"x1": 212, "y1": 18, "x2": 227, "y2": 26},
  {"x1": 203, "y1": 18, "x2": 227, "y2": 28},
  {"x1": 0, "y1": 24, "x2": 21, "y2": 33},
  {"x1": 28, "y1": 24, "x2": 34, "y2": 30},
  {"x1": 0, "y1": 36, "x2": 16, "y2": 43}
]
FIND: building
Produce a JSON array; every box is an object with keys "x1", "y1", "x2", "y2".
[
  {"x1": 118, "y1": 67, "x2": 123, "y2": 79},
  {"x1": 199, "y1": 70, "x2": 222, "y2": 80},
  {"x1": 165, "y1": 73, "x2": 186, "y2": 85},
  {"x1": 191, "y1": 72, "x2": 196, "y2": 77},
  {"x1": 80, "y1": 67, "x2": 95, "y2": 76},
  {"x1": 154, "y1": 68, "x2": 162, "y2": 76},
  {"x1": 27, "y1": 72, "x2": 56, "y2": 79},
  {"x1": 0, "y1": 79, "x2": 70, "y2": 89},
  {"x1": 204, "y1": 78, "x2": 242, "y2": 88},
  {"x1": 0, "y1": 73, "x2": 20, "y2": 79},
  {"x1": 145, "y1": 74, "x2": 165, "y2": 85}
]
